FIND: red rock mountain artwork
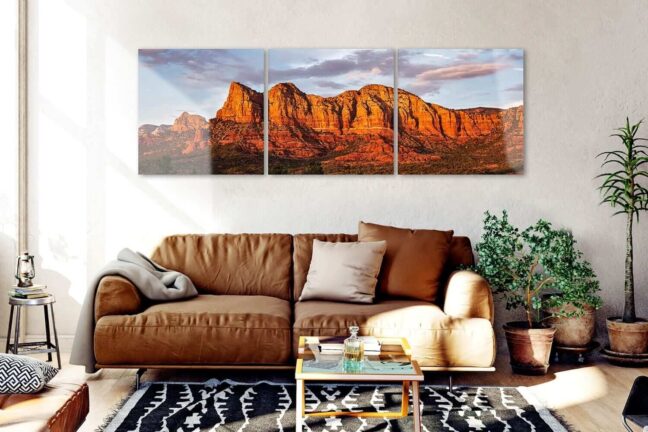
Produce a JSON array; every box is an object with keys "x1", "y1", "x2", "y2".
[
  {"x1": 398, "y1": 89, "x2": 524, "y2": 174},
  {"x1": 268, "y1": 83, "x2": 395, "y2": 174},
  {"x1": 139, "y1": 80, "x2": 523, "y2": 175},
  {"x1": 268, "y1": 82, "x2": 523, "y2": 174},
  {"x1": 138, "y1": 82, "x2": 263, "y2": 175}
]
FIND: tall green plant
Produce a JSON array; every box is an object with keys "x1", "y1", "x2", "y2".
[
  {"x1": 475, "y1": 211, "x2": 599, "y2": 328},
  {"x1": 597, "y1": 118, "x2": 648, "y2": 323}
]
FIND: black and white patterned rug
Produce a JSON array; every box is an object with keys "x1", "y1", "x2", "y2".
[{"x1": 101, "y1": 380, "x2": 571, "y2": 431}]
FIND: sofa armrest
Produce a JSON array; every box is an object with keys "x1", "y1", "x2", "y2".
[
  {"x1": 94, "y1": 275, "x2": 143, "y2": 321},
  {"x1": 443, "y1": 270, "x2": 494, "y2": 323}
]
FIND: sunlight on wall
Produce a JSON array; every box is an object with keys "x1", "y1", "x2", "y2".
[
  {"x1": 32, "y1": 0, "x2": 88, "y2": 328},
  {"x1": 30, "y1": 0, "x2": 223, "y2": 334},
  {"x1": 104, "y1": 37, "x2": 214, "y2": 254},
  {"x1": 0, "y1": 0, "x2": 18, "y2": 336},
  {"x1": 38, "y1": 0, "x2": 87, "y2": 124}
]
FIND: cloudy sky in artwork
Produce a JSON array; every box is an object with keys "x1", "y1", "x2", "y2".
[
  {"x1": 269, "y1": 49, "x2": 394, "y2": 96},
  {"x1": 139, "y1": 49, "x2": 263, "y2": 125},
  {"x1": 398, "y1": 49, "x2": 524, "y2": 109}
]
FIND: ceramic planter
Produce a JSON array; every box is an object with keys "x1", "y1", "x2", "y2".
[
  {"x1": 545, "y1": 303, "x2": 595, "y2": 348},
  {"x1": 503, "y1": 321, "x2": 556, "y2": 375},
  {"x1": 607, "y1": 317, "x2": 648, "y2": 354}
]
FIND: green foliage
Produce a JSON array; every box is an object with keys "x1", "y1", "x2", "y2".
[
  {"x1": 596, "y1": 118, "x2": 647, "y2": 323},
  {"x1": 475, "y1": 211, "x2": 601, "y2": 327},
  {"x1": 270, "y1": 164, "x2": 289, "y2": 175},
  {"x1": 597, "y1": 118, "x2": 648, "y2": 219},
  {"x1": 304, "y1": 162, "x2": 324, "y2": 175},
  {"x1": 159, "y1": 155, "x2": 173, "y2": 174},
  {"x1": 543, "y1": 232, "x2": 602, "y2": 318}
]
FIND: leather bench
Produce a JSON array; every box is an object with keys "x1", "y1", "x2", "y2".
[{"x1": 0, "y1": 374, "x2": 89, "y2": 432}]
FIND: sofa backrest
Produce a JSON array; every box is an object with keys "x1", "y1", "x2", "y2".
[
  {"x1": 292, "y1": 234, "x2": 475, "y2": 302},
  {"x1": 151, "y1": 234, "x2": 292, "y2": 301}
]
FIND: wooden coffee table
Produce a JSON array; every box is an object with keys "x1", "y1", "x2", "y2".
[{"x1": 295, "y1": 336, "x2": 424, "y2": 431}]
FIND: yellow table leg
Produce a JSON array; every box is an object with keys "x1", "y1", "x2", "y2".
[{"x1": 401, "y1": 381, "x2": 410, "y2": 417}]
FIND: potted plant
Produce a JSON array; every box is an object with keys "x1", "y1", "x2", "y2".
[
  {"x1": 475, "y1": 211, "x2": 592, "y2": 375},
  {"x1": 542, "y1": 231, "x2": 602, "y2": 348},
  {"x1": 597, "y1": 118, "x2": 648, "y2": 355}
]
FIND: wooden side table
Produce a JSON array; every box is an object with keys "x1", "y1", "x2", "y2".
[
  {"x1": 295, "y1": 336, "x2": 424, "y2": 431},
  {"x1": 5, "y1": 294, "x2": 62, "y2": 369}
]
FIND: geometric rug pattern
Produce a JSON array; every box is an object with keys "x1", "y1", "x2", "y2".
[{"x1": 101, "y1": 379, "x2": 571, "y2": 432}]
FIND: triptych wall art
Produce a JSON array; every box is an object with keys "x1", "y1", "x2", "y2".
[{"x1": 138, "y1": 49, "x2": 524, "y2": 175}]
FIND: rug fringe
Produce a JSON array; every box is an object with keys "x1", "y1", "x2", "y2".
[
  {"x1": 95, "y1": 392, "x2": 133, "y2": 432},
  {"x1": 549, "y1": 409, "x2": 582, "y2": 432}
]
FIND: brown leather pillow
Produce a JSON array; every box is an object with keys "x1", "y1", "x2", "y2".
[{"x1": 358, "y1": 221, "x2": 453, "y2": 302}]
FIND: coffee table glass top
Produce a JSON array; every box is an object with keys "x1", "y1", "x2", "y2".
[{"x1": 296, "y1": 336, "x2": 423, "y2": 379}]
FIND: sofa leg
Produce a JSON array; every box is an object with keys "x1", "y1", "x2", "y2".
[
  {"x1": 135, "y1": 368, "x2": 147, "y2": 390},
  {"x1": 447, "y1": 374, "x2": 453, "y2": 392}
]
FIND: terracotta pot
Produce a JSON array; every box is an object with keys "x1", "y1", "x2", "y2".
[
  {"x1": 545, "y1": 303, "x2": 595, "y2": 347},
  {"x1": 607, "y1": 317, "x2": 648, "y2": 354},
  {"x1": 503, "y1": 321, "x2": 556, "y2": 375}
]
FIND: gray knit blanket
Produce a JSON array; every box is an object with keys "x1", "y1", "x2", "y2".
[{"x1": 70, "y1": 249, "x2": 198, "y2": 373}]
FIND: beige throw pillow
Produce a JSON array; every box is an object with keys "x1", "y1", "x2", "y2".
[{"x1": 299, "y1": 240, "x2": 387, "y2": 304}]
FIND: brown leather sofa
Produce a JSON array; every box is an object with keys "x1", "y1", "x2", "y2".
[{"x1": 93, "y1": 234, "x2": 495, "y2": 371}]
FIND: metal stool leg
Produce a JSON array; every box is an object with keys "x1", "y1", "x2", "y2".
[
  {"x1": 13, "y1": 306, "x2": 21, "y2": 354},
  {"x1": 49, "y1": 304, "x2": 61, "y2": 369},
  {"x1": 5, "y1": 305, "x2": 14, "y2": 353},
  {"x1": 44, "y1": 305, "x2": 52, "y2": 362}
]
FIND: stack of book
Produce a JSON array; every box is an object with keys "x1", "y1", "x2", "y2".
[
  {"x1": 318, "y1": 336, "x2": 381, "y2": 355},
  {"x1": 9, "y1": 284, "x2": 49, "y2": 299}
]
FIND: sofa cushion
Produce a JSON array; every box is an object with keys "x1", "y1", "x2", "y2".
[
  {"x1": 300, "y1": 240, "x2": 387, "y2": 304},
  {"x1": 151, "y1": 234, "x2": 292, "y2": 300},
  {"x1": 358, "y1": 222, "x2": 454, "y2": 302},
  {"x1": 447, "y1": 236, "x2": 475, "y2": 270},
  {"x1": 95, "y1": 295, "x2": 292, "y2": 365},
  {"x1": 294, "y1": 300, "x2": 495, "y2": 367}
]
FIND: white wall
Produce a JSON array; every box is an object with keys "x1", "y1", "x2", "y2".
[
  {"x1": 23, "y1": 0, "x2": 648, "y2": 345},
  {"x1": 0, "y1": 0, "x2": 18, "y2": 338}
]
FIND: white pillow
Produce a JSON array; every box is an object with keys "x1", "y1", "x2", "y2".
[
  {"x1": 0, "y1": 353, "x2": 58, "y2": 393},
  {"x1": 299, "y1": 240, "x2": 387, "y2": 303}
]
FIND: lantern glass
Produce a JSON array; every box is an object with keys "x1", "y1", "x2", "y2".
[{"x1": 15, "y1": 252, "x2": 35, "y2": 287}]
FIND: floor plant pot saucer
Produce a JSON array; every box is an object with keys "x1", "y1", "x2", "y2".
[
  {"x1": 602, "y1": 346, "x2": 648, "y2": 359},
  {"x1": 601, "y1": 346, "x2": 648, "y2": 367},
  {"x1": 553, "y1": 341, "x2": 600, "y2": 364}
]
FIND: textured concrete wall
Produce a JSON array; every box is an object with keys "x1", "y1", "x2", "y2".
[{"x1": 18, "y1": 0, "x2": 648, "y2": 347}]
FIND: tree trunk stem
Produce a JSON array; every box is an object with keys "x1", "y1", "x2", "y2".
[{"x1": 623, "y1": 212, "x2": 636, "y2": 323}]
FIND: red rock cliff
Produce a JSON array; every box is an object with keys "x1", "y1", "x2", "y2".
[
  {"x1": 268, "y1": 82, "x2": 393, "y2": 133},
  {"x1": 171, "y1": 112, "x2": 209, "y2": 133},
  {"x1": 268, "y1": 83, "x2": 394, "y2": 164},
  {"x1": 210, "y1": 82, "x2": 264, "y2": 153},
  {"x1": 398, "y1": 89, "x2": 523, "y2": 142},
  {"x1": 216, "y1": 81, "x2": 263, "y2": 124}
]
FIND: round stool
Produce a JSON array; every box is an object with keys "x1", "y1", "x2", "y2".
[{"x1": 5, "y1": 294, "x2": 61, "y2": 369}]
